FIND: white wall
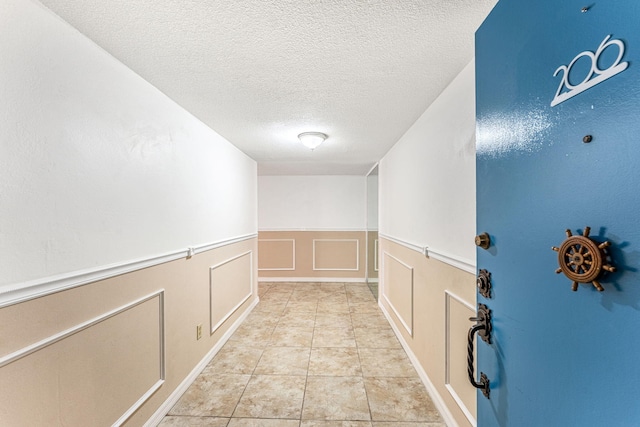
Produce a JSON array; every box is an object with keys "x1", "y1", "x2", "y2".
[
  {"x1": 258, "y1": 175, "x2": 366, "y2": 230},
  {"x1": 366, "y1": 169, "x2": 379, "y2": 230},
  {"x1": 0, "y1": 0, "x2": 257, "y2": 288},
  {"x1": 379, "y1": 60, "x2": 476, "y2": 265}
]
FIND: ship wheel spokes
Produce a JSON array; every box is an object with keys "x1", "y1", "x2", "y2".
[{"x1": 551, "y1": 227, "x2": 616, "y2": 292}]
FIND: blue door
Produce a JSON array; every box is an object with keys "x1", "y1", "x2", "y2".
[{"x1": 475, "y1": 1, "x2": 640, "y2": 426}]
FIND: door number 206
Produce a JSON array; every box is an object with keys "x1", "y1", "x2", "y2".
[{"x1": 551, "y1": 35, "x2": 628, "y2": 107}]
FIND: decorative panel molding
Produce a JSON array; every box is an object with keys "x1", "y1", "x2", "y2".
[
  {"x1": 374, "y1": 239, "x2": 379, "y2": 272},
  {"x1": 209, "y1": 251, "x2": 254, "y2": 334},
  {"x1": 381, "y1": 251, "x2": 414, "y2": 336},
  {"x1": 258, "y1": 231, "x2": 365, "y2": 279},
  {"x1": 257, "y1": 239, "x2": 296, "y2": 271},
  {"x1": 0, "y1": 291, "x2": 165, "y2": 427},
  {"x1": 367, "y1": 231, "x2": 379, "y2": 280},
  {"x1": 312, "y1": 239, "x2": 360, "y2": 271},
  {"x1": 445, "y1": 290, "x2": 477, "y2": 427}
]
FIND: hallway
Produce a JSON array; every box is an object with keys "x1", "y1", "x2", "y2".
[{"x1": 159, "y1": 282, "x2": 445, "y2": 426}]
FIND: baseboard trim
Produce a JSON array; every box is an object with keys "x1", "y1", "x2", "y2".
[
  {"x1": 258, "y1": 277, "x2": 366, "y2": 283},
  {"x1": 0, "y1": 233, "x2": 258, "y2": 309},
  {"x1": 144, "y1": 297, "x2": 259, "y2": 427},
  {"x1": 379, "y1": 300, "x2": 460, "y2": 427}
]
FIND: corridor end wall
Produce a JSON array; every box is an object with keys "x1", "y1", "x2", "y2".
[{"x1": 257, "y1": 175, "x2": 367, "y2": 281}]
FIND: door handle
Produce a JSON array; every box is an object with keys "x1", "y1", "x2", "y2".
[{"x1": 468, "y1": 304, "x2": 491, "y2": 399}]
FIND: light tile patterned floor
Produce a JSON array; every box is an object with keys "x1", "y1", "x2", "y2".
[{"x1": 160, "y1": 282, "x2": 445, "y2": 427}]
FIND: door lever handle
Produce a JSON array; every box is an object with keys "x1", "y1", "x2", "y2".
[
  {"x1": 468, "y1": 324, "x2": 490, "y2": 399},
  {"x1": 467, "y1": 304, "x2": 491, "y2": 399}
]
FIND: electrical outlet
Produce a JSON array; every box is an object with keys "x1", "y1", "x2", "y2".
[{"x1": 196, "y1": 324, "x2": 202, "y2": 340}]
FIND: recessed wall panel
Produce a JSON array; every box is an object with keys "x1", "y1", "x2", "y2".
[
  {"x1": 313, "y1": 239, "x2": 359, "y2": 271},
  {"x1": 382, "y1": 252, "x2": 413, "y2": 335},
  {"x1": 257, "y1": 231, "x2": 366, "y2": 280},
  {"x1": 258, "y1": 239, "x2": 295, "y2": 270},
  {"x1": 210, "y1": 251, "x2": 253, "y2": 334},
  {"x1": 445, "y1": 291, "x2": 477, "y2": 426},
  {"x1": 367, "y1": 231, "x2": 379, "y2": 279},
  {"x1": 0, "y1": 293, "x2": 164, "y2": 426}
]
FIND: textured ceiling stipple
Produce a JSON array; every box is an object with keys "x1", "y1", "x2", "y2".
[{"x1": 38, "y1": 0, "x2": 497, "y2": 175}]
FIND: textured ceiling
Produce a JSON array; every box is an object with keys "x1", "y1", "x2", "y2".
[{"x1": 38, "y1": 0, "x2": 497, "y2": 175}]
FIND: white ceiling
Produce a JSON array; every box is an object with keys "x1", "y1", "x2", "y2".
[{"x1": 38, "y1": 0, "x2": 497, "y2": 175}]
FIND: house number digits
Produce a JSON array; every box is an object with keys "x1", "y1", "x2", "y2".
[{"x1": 551, "y1": 35, "x2": 628, "y2": 107}]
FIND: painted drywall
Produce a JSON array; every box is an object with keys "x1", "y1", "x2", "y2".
[
  {"x1": 379, "y1": 60, "x2": 477, "y2": 265},
  {"x1": 366, "y1": 170, "x2": 379, "y2": 231},
  {"x1": 0, "y1": 238, "x2": 258, "y2": 426},
  {"x1": 258, "y1": 175, "x2": 366, "y2": 230},
  {"x1": 0, "y1": 0, "x2": 257, "y2": 288}
]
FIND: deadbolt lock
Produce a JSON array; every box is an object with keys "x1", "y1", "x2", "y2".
[
  {"x1": 477, "y1": 269, "x2": 492, "y2": 298},
  {"x1": 475, "y1": 232, "x2": 491, "y2": 249}
]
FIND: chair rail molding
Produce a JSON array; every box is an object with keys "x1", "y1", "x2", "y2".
[
  {"x1": 379, "y1": 233, "x2": 476, "y2": 274},
  {"x1": 0, "y1": 233, "x2": 257, "y2": 309}
]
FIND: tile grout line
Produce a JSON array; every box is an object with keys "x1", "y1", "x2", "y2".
[
  {"x1": 227, "y1": 284, "x2": 289, "y2": 423},
  {"x1": 349, "y1": 283, "x2": 376, "y2": 425},
  {"x1": 162, "y1": 282, "x2": 441, "y2": 427},
  {"x1": 298, "y1": 295, "x2": 318, "y2": 427}
]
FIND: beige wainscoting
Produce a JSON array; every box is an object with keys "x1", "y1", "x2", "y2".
[
  {"x1": 367, "y1": 230, "x2": 379, "y2": 281},
  {"x1": 379, "y1": 237, "x2": 477, "y2": 427},
  {"x1": 0, "y1": 237, "x2": 258, "y2": 427},
  {"x1": 258, "y1": 231, "x2": 366, "y2": 281}
]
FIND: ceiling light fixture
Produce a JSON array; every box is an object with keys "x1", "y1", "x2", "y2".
[{"x1": 298, "y1": 132, "x2": 327, "y2": 150}]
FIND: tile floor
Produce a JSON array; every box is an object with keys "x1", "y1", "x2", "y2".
[{"x1": 160, "y1": 282, "x2": 445, "y2": 427}]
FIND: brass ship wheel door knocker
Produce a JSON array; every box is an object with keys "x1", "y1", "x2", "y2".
[{"x1": 551, "y1": 227, "x2": 616, "y2": 291}]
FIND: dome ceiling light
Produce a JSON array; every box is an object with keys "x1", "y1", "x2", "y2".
[{"x1": 298, "y1": 132, "x2": 327, "y2": 150}]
